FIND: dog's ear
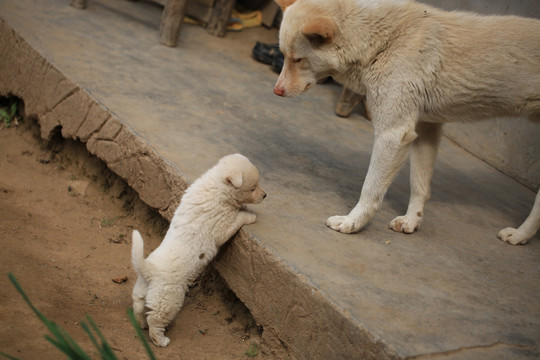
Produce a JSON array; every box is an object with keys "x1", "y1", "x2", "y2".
[
  {"x1": 302, "y1": 17, "x2": 336, "y2": 46},
  {"x1": 275, "y1": 0, "x2": 296, "y2": 11},
  {"x1": 225, "y1": 171, "x2": 243, "y2": 188}
]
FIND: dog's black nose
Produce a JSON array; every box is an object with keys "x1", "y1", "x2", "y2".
[{"x1": 263, "y1": 193, "x2": 267, "y2": 199}]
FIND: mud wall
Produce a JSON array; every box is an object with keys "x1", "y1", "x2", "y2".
[{"x1": 0, "y1": 18, "x2": 400, "y2": 360}]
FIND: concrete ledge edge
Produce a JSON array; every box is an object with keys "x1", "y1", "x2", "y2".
[{"x1": 0, "y1": 17, "x2": 400, "y2": 360}]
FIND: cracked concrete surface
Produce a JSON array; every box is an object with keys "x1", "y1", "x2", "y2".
[
  {"x1": 1, "y1": 0, "x2": 539, "y2": 359},
  {"x1": 1, "y1": 24, "x2": 186, "y2": 219}
]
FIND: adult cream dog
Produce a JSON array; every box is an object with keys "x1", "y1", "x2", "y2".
[
  {"x1": 131, "y1": 154, "x2": 266, "y2": 347},
  {"x1": 274, "y1": 0, "x2": 540, "y2": 244}
]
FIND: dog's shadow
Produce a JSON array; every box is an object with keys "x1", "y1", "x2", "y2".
[{"x1": 251, "y1": 125, "x2": 533, "y2": 229}]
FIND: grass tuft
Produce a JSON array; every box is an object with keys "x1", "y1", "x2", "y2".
[
  {"x1": 0, "y1": 100, "x2": 19, "y2": 128},
  {"x1": 1, "y1": 273, "x2": 156, "y2": 360},
  {"x1": 245, "y1": 342, "x2": 259, "y2": 357}
]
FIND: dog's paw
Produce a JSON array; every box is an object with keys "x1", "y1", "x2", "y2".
[
  {"x1": 326, "y1": 215, "x2": 359, "y2": 233},
  {"x1": 241, "y1": 210, "x2": 257, "y2": 225},
  {"x1": 150, "y1": 333, "x2": 171, "y2": 347},
  {"x1": 389, "y1": 215, "x2": 421, "y2": 234},
  {"x1": 498, "y1": 227, "x2": 529, "y2": 245}
]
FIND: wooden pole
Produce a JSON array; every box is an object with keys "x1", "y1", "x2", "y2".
[
  {"x1": 207, "y1": 0, "x2": 236, "y2": 37},
  {"x1": 159, "y1": 0, "x2": 188, "y2": 47},
  {"x1": 70, "y1": 0, "x2": 87, "y2": 9}
]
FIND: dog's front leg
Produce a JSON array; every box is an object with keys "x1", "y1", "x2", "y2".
[
  {"x1": 327, "y1": 126, "x2": 417, "y2": 233},
  {"x1": 390, "y1": 122, "x2": 442, "y2": 233},
  {"x1": 498, "y1": 190, "x2": 540, "y2": 245},
  {"x1": 218, "y1": 210, "x2": 257, "y2": 247}
]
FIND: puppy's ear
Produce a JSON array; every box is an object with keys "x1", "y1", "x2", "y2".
[
  {"x1": 275, "y1": 0, "x2": 296, "y2": 11},
  {"x1": 225, "y1": 171, "x2": 243, "y2": 188},
  {"x1": 302, "y1": 17, "x2": 336, "y2": 46}
]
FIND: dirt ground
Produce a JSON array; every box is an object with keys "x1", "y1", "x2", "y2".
[{"x1": 0, "y1": 117, "x2": 287, "y2": 360}]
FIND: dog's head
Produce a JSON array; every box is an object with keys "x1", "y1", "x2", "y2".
[
  {"x1": 274, "y1": 0, "x2": 343, "y2": 97},
  {"x1": 217, "y1": 154, "x2": 266, "y2": 205}
]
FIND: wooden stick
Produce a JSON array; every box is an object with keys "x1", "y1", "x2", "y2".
[
  {"x1": 70, "y1": 0, "x2": 87, "y2": 9},
  {"x1": 207, "y1": 0, "x2": 236, "y2": 37},
  {"x1": 159, "y1": 0, "x2": 188, "y2": 47}
]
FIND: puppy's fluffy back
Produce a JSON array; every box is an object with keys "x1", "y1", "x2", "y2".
[{"x1": 132, "y1": 154, "x2": 261, "y2": 283}]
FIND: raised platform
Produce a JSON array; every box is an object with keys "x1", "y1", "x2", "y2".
[{"x1": 1, "y1": 0, "x2": 539, "y2": 358}]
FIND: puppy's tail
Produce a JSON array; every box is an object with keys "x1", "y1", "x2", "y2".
[{"x1": 131, "y1": 230, "x2": 146, "y2": 273}]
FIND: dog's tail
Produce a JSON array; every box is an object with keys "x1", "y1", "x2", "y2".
[{"x1": 131, "y1": 230, "x2": 146, "y2": 273}]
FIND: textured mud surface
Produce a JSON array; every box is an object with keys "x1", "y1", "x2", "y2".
[{"x1": 0, "y1": 120, "x2": 285, "y2": 360}]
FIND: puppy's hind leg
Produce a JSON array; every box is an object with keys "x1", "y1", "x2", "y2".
[
  {"x1": 146, "y1": 285, "x2": 186, "y2": 347},
  {"x1": 498, "y1": 190, "x2": 540, "y2": 245},
  {"x1": 390, "y1": 122, "x2": 442, "y2": 233},
  {"x1": 132, "y1": 277, "x2": 148, "y2": 329}
]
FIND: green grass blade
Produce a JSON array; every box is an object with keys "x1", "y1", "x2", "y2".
[
  {"x1": 43, "y1": 323, "x2": 72, "y2": 351},
  {"x1": 40, "y1": 315, "x2": 89, "y2": 359},
  {"x1": 0, "y1": 350, "x2": 23, "y2": 360},
  {"x1": 58, "y1": 327, "x2": 92, "y2": 359},
  {"x1": 6, "y1": 274, "x2": 152, "y2": 360},
  {"x1": 85, "y1": 315, "x2": 117, "y2": 360},
  {"x1": 9, "y1": 102, "x2": 17, "y2": 117},
  {"x1": 6, "y1": 273, "x2": 46, "y2": 323},
  {"x1": 80, "y1": 321, "x2": 100, "y2": 351},
  {"x1": 43, "y1": 335, "x2": 75, "y2": 357},
  {"x1": 7, "y1": 273, "x2": 91, "y2": 360},
  {"x1": 127, "y1": 309, "x2": 156, "y2": 360}
]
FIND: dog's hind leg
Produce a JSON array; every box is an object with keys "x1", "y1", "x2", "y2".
[
  {"x1": 390, "y1": 122, "x2": 442, "y2": 233},
  {"x1": 498, "y1": 190, "x2": 540, "y2": 245},
  {"x1": 146, "y1": 285, "x2": 186, "y2": 347},
  {"x1": 327, "y1": 120, "x2": 418, "y2": 233},
  {"x1": 132, "y1": 277, "x2": 148, "y2": 329}
]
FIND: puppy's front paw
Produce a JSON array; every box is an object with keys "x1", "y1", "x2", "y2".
[
  {"x1": 498, "y1": 227, "x2": 528, "y2": 245},
  {"x1": 241, "y1": 211, "x2": 257, "y2": 225},
  {"x1": 389, "y1": 215, "x2": 420, "y2": 234},
  {"x1": 326, "y1": 215, "x2": 359, "y2": 233}
]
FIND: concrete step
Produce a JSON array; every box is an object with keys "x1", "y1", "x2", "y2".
[{"x1": 1, "y1": 0, "x2": 538, "y2": 358}]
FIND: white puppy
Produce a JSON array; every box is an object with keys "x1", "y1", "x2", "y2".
[{"x1": 131, "y1": 154, "x2": 266, "y2": 347}]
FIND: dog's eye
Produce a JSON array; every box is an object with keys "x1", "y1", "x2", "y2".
[
  {"x1": 292, "y1": 58, "x2": 303, "y2": 63},
  {"x1": 251, "y1": 187, "x2": 257, "y2": 192}
]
